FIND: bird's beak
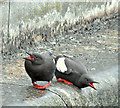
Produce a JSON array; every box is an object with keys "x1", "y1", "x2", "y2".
[
  {"x1": 26, "y1": 51, "x2": 32, "y2": 55},
  {"x1": 89, "y1": 81, "x2": 99, "y2": 90},
  {"x1": 23, "y1": 58, "x2": 34, "y2": 62},
  {"x1": 23, "y1": 51, "x2": 34, "y2": 60},
  {"x1": 92, "y1": 81, "x2": 99, "y2": 84}
]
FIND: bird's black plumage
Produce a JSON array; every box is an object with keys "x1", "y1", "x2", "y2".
[
  {"x1": 55, "y1": 55, "x2": 98, "y2": 90},
  {"x1": 24, "y1": 52, "x2": 56, "y2": 89}
]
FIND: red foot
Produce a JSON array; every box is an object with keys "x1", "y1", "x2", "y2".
[
  {"x1": 32, "y1": 82, "x2": 50, "y2": 89},
  {"x1": 57, "y1": 79, "x2": 72, "y2": 85}
]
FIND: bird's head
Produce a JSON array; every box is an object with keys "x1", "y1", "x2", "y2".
[
  {"x1": 23, "y1": 52, "x2": 44, "y2": 65},
  {"x1": 78, "y1": 74, "x2": 99, "y2": 90}
]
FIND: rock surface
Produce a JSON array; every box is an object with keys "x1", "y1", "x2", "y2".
[{"x1": 1, "y1": 1, "x2": 119, "y2": 107}]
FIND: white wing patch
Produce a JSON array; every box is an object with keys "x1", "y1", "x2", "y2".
[{"x1": 56, "y1": 57, "x2": 67, "y2": 73}]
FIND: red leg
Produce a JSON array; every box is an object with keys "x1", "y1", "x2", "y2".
[
  {"x1": 33, "y1": 82, "x2": 42, "y2": 87},
  {"x1": 57, "y1": 79, "x2": 72, "y2": 85},
  {"x1": 32, "y1": 82, "x2": 50, "y2": 89}
]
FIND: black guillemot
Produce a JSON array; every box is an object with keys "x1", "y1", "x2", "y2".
[
  {"x1": 55, "y1": 55, "x2": 98, "y2": 90},
  {"x1": 24, "y1": 52, "x2": 56, "y2": 89}
]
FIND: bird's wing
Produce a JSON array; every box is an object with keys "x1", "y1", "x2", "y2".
[
  {"x1": 56, "y1": 57, "x2": 68, "y2": 73},
  {"x1": 64, "y1": 58, "x2": 78, "y2": 74},
  {"x1": 56, "y1": 57, "x2": 78, "y2": 75},
  {"x1": 68, "y1": 56, "x2": 88, "y2": 73},
  {"x1": 56, "y1": 56, "x2": 87, "y2": 75},
  {"x1": 65, "y1": 57, "x2": 87, "y2": 74}
]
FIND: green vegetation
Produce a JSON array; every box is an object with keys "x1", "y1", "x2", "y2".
[
  {"x1": 56, "y1": 2, "x2": 60, "y2": 12},
  {"x1": 34, "y1": 7, "x2": 38, "y2": 15},
  {"x1": 42, "y1": 5, "x2": 45, "y2": 12},
  {"x1": 33, "y1": 3, "x2": 61, "y2": 17},
  {"x1": 11, "y1": 3, "x2": 62, "y2": 23},
  {"x1": 25, "y1": 16, "x2": 29, "y2": 22}
]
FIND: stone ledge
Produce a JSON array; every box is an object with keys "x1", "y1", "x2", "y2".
[{"x1": 2, "y1": 66, "x2": 118, "y2": 106}]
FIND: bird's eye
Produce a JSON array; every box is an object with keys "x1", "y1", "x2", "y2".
[{"x1": 35, "y1": 56, "x2": 39, "y2": 58}]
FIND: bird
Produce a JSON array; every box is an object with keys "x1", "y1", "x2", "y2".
[
  {"x1": 23, "y1": 51, "x2": 56, "y2": 89},
  {"x1": 55, "y1": 55, "x2": 98, "y2": 90}
]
